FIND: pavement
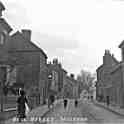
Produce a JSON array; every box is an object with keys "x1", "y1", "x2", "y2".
[
  {"x1": 93, "y1": 100, "x2": 124, "y2": 117},
  {"x1": 3, "y1": 99, "x2": 63, "y2": 124}
]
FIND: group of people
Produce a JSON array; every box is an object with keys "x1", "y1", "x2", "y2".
[
  {"x1": 16, "y1": 89, "x2": 79, "y2": 122},
  {"x1": 16, "y1": 91, "x2": 56, "y2": 122},
  {"x1": 63, "y1": 98, "x2": 78, "y2": 109}
]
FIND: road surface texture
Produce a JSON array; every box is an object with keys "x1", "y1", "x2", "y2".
[
  {"x1": 3, "y1": 99, "x2": 124, "y2": 124},
  {"x1": 39, "y1": 99, "x2": 124, "y2": 124}
]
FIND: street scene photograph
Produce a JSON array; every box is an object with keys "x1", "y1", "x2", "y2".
[{"x1": 1, "y1": 0, "x2": 124, "y2": 124}]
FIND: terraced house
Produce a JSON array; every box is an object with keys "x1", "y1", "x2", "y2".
[
  {"x1": 96, "y1": 41, "x2": 124, "y2": 107},
  {"x1": 9, "y1": 29, "x2": 48, "y2": 95},
  {"x1": 47, "y1": 58, "x2": 67, "y2": 98},
  {"x1": 0, "y1": 2, "x2": 49, "y2": 107}
]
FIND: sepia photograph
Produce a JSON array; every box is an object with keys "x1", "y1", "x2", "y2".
[{"x1": 0, "y1": 0, "x2": 124, "y2": 124}]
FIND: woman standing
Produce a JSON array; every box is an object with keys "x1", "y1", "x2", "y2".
[{"x1": 17, "y1": 90, "x2": 28, "y2": 122}]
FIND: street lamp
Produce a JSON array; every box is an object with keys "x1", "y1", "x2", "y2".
[
  {"x1": 48, "y1": 74, "x2": 52, "y2": 79},
  {"x1": 48, "y1": 74, "x2": 52, "y2": 95}
]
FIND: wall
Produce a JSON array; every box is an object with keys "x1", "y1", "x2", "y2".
[{"x1": 110, "y1": 65, "x2": 122, "y2": 106}]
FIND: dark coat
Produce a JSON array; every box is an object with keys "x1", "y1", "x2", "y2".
[
  {"x1": 17, "y1": 96, "x2": 28, "y2": 118},
  {"x1": 50, "y1": 95, "x2": 55, "y2": 103}
]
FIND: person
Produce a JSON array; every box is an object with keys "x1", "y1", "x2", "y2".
[
  {"x1": 63, "y1": 98, "x2": 68, "y2": 109},
  {"x1": 50, "y1": 95, "x2": 55, "y2": 108},
  {"x1": 17, "y1": 90, "x2": 28, "y2": 122},
  {"x1": 48, "y1": 95, "x2": 55, "y2": 109},
  {"x1": 106, "y1": 96, "x2": 110, "y2": 106},
  {"x1": 48, "y1": 97, "x2": 50, "y2": 109},
  {"x1": 74, "y1": 99, "x2": 78, "y2": 107}
]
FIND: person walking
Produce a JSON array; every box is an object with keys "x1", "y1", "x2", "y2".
[
  {"x1": 51, "y1": 95, "x2": 55, "y2": 108},
  {"x1": 74, "y1": 99, "x2": 78, "y2": 108},
  {"x1": 106, "y1": 96, "x2": 110, "y2": 107},
  {"x1": 48, "y1": 95, "x2": 55, "y2": 109},
  {"x1": 63, "y1": 98, "x2": 68, "y2": 109},
  {"x1": 17, "y1": 90, "x2": 28, "y2": 122}
]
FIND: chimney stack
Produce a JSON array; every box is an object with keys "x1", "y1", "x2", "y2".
[
  {"x1": 70, "y1": 73, "x2": 74, "y2": 79},
  {"x1": 21, "y1": 29, "x2": 31, "y2": 41},
  {"x1": 53, "y1": 58, "x2": 58, "y2": 65}
]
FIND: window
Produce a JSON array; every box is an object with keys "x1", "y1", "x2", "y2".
[{"x1": 0, "y1": 33, "x2": 5, "y2": 45}]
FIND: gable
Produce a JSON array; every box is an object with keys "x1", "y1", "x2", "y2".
[
  {"x1": 9, "y1": 31, "x2": 47, "y2": 58},
  {"x1": 10, "y1": 32, "x2": 39, "y2": 51},
  {"x1": 0, "y1": 18, "x2": 12, "y2": 33}
]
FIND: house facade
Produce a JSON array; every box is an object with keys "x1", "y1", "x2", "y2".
[
  {"x1": 63, "y1": 74, "x2": 79, "y2": 99},
  {"x1": 47, "y1": 58, "x2": 66, "y2": 97},
  {"x1": 96, "y1": 43, "x2": 124, "y2": 107},
  {"x1": 8, "y1": 29, "x2": 49, "y2": 105},
  {"x1": 96, "y1": 50, "x2": 119, "y2": 102},
  {"x1": 0, "y1": 3, "x2": 15, "y2": 96}
]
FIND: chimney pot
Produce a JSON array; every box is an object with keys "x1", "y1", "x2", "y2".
[
  {"x1": 21, "y1": 29, "x2": 31, "y2": 41},
  {"x1": 70, "y1": 73, "x2": 74, "y2": 79}
]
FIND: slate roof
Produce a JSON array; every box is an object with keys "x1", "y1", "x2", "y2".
[
  {"x1": 0, "y1": 18, "x2": 12, "y2": 33},
  {"x1": 0, "y1": 2, "x2": 5, "y2": 11},
  {"x1": 9, "y1": 31, "x2": 47, "y2": 59},
  {"x1": 119, "y1": 40, "x2": 124, "y2": 48}
]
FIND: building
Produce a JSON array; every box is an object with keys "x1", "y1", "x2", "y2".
[
  {"x1": 109, "y1": 40, "x2": 124, "y2": 107},
  {"x1": 8, "y1": 29, "x2": 48, "y2": 104},
  {"x1": 96, "y1": 50, "x2": 119, "y2": 102},
  {"x1": 63, "y1": 74, "x2": 79, "y2": 99},
  {"x1": 96, "y1": 44, "x2": 124, "y2": 107},
  {"x1": 0, "y1": 2, "x2": 14, "y2": 95},
  {"x1": 47, "y1": 58, "x2": 67, "y2": 97}
]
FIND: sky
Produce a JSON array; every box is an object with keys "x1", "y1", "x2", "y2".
[{"x1": 1, "y1": 0, "x2": 124, "y2": 77}]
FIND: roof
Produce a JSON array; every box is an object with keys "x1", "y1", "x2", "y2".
[
  {"x1": 10, "y1": 31, "x2": 47, "y2": 58},
  {"x1": 0, "y1": 2, "x2": 5, "y2": 10},
  {"x1": 112, "y1": 56, "x2": 119, "y2": 64},
  {"x1": 96, "y1": 64, "x2": 104, "y2": 72},
  {"x1": 119, "y1": 40, "x2": 124, "y2": 48},
  {"x1": 62, "y1": 68, "x2": 67, "y2": 74},
  {"x1": 0, "y1": 18, "x2": 12, "y2": 33},
  {"x1": 110, "y1": 62, "x2": 122, "y2": 74}
]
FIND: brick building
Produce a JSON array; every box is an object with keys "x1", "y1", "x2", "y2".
[
  {"x1": 96, "y1": 50, "x2": 119, "y2": 102},
  {"x1": 47, "y1": 58, "x2": 67, "y2": 97},
  {"x1": 109, "y1": 41, "x2": 124, "y2": 107},
  {"x1": 96, "y1": 44, "x2": 124, "y2": 107},
  {"x1": 9, "y1": 30, "x2": 49, "y2": 103},
  {"x1": 0, "y1": 2, "x2": 13, "y2": 95}
]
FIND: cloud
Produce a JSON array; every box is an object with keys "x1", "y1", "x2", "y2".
[
  {"x1": 2, "y1": 0, "x2": 31, "y2": 30},
  {"x1": 32, "y1": 32, "x2": 79, "y2": 51}
]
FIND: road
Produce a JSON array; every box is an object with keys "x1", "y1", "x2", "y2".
[
  {"x1": 4, "y1": 99, "x2": 124, "y2": 124},
  {"x1": 40, "y1": 99, "x2": 124, "y2": 124}
]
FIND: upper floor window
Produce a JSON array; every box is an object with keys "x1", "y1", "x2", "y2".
[{"x1": 0, "y1": 33, "x2": 5, "y2": 45}]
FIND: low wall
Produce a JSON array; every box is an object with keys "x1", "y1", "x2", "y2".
[{"x1": 0, "y1": 108, "x2": 16, "y2": 122}]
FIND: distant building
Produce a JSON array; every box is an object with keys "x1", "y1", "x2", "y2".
[
  {"x1": 63, "y1": 74, "x2": 79, "y2": 99},
  {"x1": 47, "y1": 58, "x2": 67, "y2": 97}
]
